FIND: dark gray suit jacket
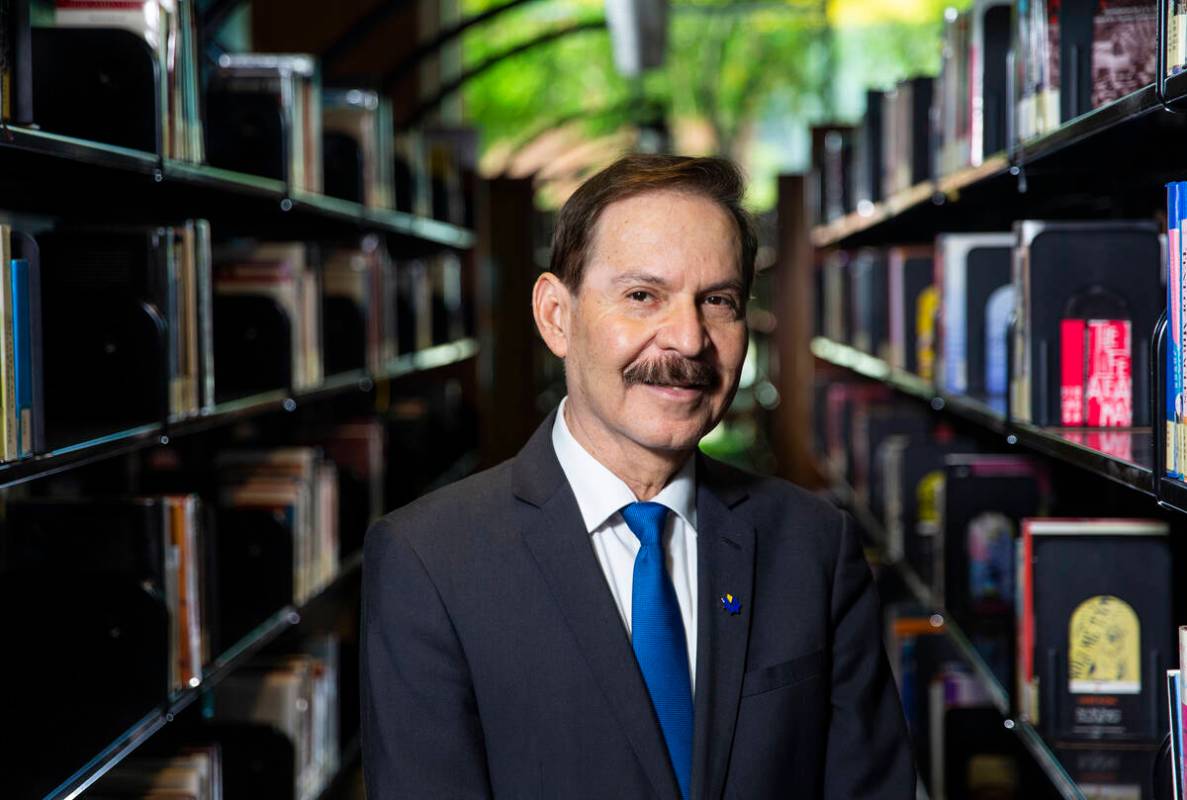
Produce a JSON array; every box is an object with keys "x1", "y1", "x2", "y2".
[{"x1": 361, "y1": 411, "x2": 916, "y2": 799}]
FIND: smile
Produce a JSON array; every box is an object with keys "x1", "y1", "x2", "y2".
[{"x1": 640, "y1": 384, "x2": 707, "y2": 400}]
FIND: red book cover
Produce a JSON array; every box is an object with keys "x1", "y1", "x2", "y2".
[
  {"x1": 1061, "y1": 319, "x2": 1085, "y2": 425},
  {"x1": 1085, "y1": 319, "x2": 1132, "y2": 426},
  {"x1": 1020, "y1": 521, "x2": 1036, "y2": 720}
]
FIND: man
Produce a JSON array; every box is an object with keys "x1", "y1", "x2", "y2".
[{"x1": 362, "y1": 154, "x2": 915, "y2": 799}]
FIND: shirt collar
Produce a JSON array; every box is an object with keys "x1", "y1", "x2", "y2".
[{"x1": 551, "y1": 397, "x2": 697, "y2": 534}]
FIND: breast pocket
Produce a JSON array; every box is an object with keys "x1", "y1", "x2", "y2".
[{"x1": 740, "y1": 648, "x2": 827, "y2": 697}]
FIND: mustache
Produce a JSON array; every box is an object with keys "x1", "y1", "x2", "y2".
[{"x1": 622, "y1": 355, "x2": 720, "y2": 390}]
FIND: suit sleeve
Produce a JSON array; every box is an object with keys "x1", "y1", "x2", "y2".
[
  {"x1": 361, "y1": 517, "x2": 493, "y2": 799},
  {"x1": 823, "y1": 510, "x2": 917, "y2": 799}
]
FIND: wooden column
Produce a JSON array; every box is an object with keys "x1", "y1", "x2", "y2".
[
  {"x1": 476, "y1": 176, "x2": 543, "y2": 467},
  {"x1": 771, "y1": 173, "x2": 825, "y2": 488}
]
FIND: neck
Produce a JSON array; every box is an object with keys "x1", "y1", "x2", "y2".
[{"x1": 563, "y1": 400, "x2": 690, "y2": 501}]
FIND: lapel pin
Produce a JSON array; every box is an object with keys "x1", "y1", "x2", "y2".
[{"x1": 720, "y1": 593, "x2": 742, "y2": 615}]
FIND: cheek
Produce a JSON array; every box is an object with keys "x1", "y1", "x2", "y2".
[{"x1": 712, "y1": 327, "x2": 749, "y2": 374}]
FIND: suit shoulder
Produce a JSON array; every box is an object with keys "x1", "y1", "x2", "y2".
[
  {"x1": 707, "y1": 455, "x2": 840, "y2": 522},
  {"x1": 366, "y1": 459, "x2": 514, "y2": 552},
  {"x1": 705, "y1": 456, "x2": 844, "y2": 533}
]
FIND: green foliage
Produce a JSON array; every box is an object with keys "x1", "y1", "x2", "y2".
[{"x1": 461, "y1": 0, "x2": 950, "y2": 210}]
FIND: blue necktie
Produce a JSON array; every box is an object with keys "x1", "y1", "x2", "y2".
[{"x1": 621, "y1": 501, "x2": 693, "y2": 800}]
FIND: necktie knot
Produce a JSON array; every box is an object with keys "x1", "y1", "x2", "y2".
[{"x1": 621, "y1": 501, "x2": 669, "y2": 548}]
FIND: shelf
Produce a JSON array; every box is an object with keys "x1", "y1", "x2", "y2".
[
  {"x1": 0, "y1": 337, "x2": 479, "y2": 491},
  {"x1": 808, "y1": 79, "x2": 1187, "y2": 249},
  {"x1": 0, "y1": 125, "x2": 474, "y2": 250},
  {"x1": 47, "y1": 550, "x2": 366, "y2": 800},
  {"x1": 811, "y1": 337, "x2": 1155, "y2": 497},
  {"x1": 833, "y1": 476, "x2": 1136, "y2": 800}
]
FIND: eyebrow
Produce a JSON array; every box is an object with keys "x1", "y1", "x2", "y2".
[
  {"x1": 612, "y1": 271, "x2": 670, "y2": 288},
  {"x1": 610, "y1": 272, "x2": 745, "y2": 295}
]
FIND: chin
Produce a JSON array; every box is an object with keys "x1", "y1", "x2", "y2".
[{"x1": 625, "y1": 416, "x2": 712, "y2": 454}]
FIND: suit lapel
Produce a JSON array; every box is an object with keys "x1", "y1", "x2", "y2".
[
  {"x1": 513, "y1": 413, "x2": 682, "y2": 800},
  {"x1": 690, "y1": 455, "x2": 755, "y2": 800}
]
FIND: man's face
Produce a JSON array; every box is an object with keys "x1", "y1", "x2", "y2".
[{"x1": 562, "y1": 189, "x2": 749, "y2": 454}]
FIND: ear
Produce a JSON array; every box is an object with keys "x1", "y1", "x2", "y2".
[{"x1": 532, "y1": 272, "x2": 572, "y2": 358}]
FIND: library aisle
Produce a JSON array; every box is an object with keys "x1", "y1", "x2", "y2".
[{"x1": 1, "y1": 0, "x2": 1186, "y2": 798}]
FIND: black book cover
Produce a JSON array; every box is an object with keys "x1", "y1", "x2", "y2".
[
  {"x1": 0, "y1": 497, "x2": 172, "y2": 798},
  {"x1": 850, "y1": 248, "x2": 888, "y2": 358},
  {"x1": 859, "y1": 406, "x2": 931, "y2": 521},
  {"x1": 1025, "y1": 520, "x2": 1171, "y2": 741},
  {"x1": 883, "y1": 438, "x2": 975, "y2": 584},
  {"x1": 204, "y1": 75, "x2": 287, "y2": 183},
  {"x1": 942, "y1": 706, "x2": 1020, "y2": 798},
  {"x1": 1054, "y1": 744, "x2": 1157, "y2": 796},
  {"x1": 889, "y1": 246, "x2": 933, "y2": 373},
  {"x1": 854, "y1": 89, "x2": 885, "y2": 206},
  {"x1": 980, "y1": 2, "x2": 1012, "y2": 157},
  {"x1": 31, "y1": 27, "x2": 160, "y2": 153},
  {"x1": 37, "y1": 228, "x2": 171, "y2": 447},
  {"x1": 907, "y1": 76, "x2": 934, "y2": 184},
  {"x1": 940, "y1": 455, "x2": 1047, "y2": 650},
  {"x1": 1060, "y1": 0, "x2": 1097, "y2": 121},
  {"x1": 1016, "y1": 221, "x2": 1161, "y2": 426}
]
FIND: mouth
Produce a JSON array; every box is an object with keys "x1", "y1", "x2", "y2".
[{"x1": 638, "y1": 382, "x2": 708, "y2": 400}]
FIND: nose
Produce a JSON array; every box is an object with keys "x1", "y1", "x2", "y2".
[{"x1": 655, "y1": 296, "x2": 709, "y2": 357}]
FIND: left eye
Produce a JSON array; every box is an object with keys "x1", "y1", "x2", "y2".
[
  {"x1": 705, "y1": 295, "x2": 737, "y2": 308},
  {"x1": 628, "y1": 291, "x2": 651, "y2": 302}
]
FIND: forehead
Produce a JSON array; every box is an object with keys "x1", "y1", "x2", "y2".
[{"x1": 585, "y1": 189, "x2": 741, "y2": 281}]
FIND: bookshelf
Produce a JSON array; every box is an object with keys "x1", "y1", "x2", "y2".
[
  {"x1": 831, "y1": 476, "x2": 1129, "y2": 800},
  {"x1": 786, "y1": 11, "x2": 1187, "y2": 797},
  {"x1": 0, "y1": 74, "x2": 482, "y2": 800},
  {"x1": 810, "y1": 337, "x2": 1156, "y2": 498},
  {"x1": 0, "y1": 125, "x2": 475, "y2": 250}
]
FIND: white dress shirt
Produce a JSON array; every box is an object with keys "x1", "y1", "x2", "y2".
[{"x1": 551, "y1": 397, "x2": 699, "y2": 690}]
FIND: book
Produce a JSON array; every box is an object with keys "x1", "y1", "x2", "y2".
[
  {"x1": 216, "y1": 447, "x2": 339, "y2": 606},
  {"x1": 850, "y1": 249, "x2": 888, "y2": 359},
  {"x1": 937, "y1": 233, "x2": 1014, "y2": 396},
  {"x1": 1091, "y1": 0, "x2": 1156, "y2": 108},
  {"x1": 33, "y1": 0, "x2": 202, "y2": 160},
  {"x1": 1169, "y1": 182, "x2": 1186, "y2": 478},
  {"x1": 213, "y1": 641, "x2": 339, "y2": 800},
  {"x1": 215, "y1": 242, "x2": 324, "y2": 393},
  {"x1": 1011, "y1": 220, "x2": 1162, "y2": 427},
  {"x1": 939, "y1": 455, "x2": 1049, "y2": 634},
  {"x1": 811, "y1": 124, "x2": 855, "y2": 223},
  {"x1": 917, "y1": 283, "x2": 941, "y2": 381},
  {"x1": 206, "y1": 53, "x2": 322, "y2": 192},
  {"x1": 1018, "y1": 518, "x2": 1171, "y2": 740},
  {"x1": 887, "y1": 246, "x2": 933, "y2": 373},
  {"x1": 90, "y1": 748, "x2": 222, "y2": 800},
  {"x1": 1171, "y1": 0, "x2": 1187, "y2": 74},
  {"x1": 851, "y1": 89, "x2": 884, "y2": 210},
  {"x1": 323, "y1": 87, "x2": 394, "y2": 209},
  {"x1": 4, "y1": 495, "x2": 207, "y2": 694},
  {"x1": 970, "y1": 0, "x2": 1012, "y2": 165},
  {"x1": 879, "y1": 435, "x2": 973, "y2": 582}
]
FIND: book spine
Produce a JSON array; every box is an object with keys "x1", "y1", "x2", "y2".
[
  {"x1": 1084, "y1": 319, "x2": 1132, "y2": 426},
  {"x1": 1169, "y1": 671, "x2": 1182, "y2": 800},
  {"x1": 27, "y1": 250, "x2": 43, "y2": 454},
  {"x1": 1180, "y1": 201, "x2": 1187, "y2": 481},
  {"x1": 11, "y1": 258, "x2": 31, "y2": 457},
  {"x1": 195, "y1": 220, "x2": 214, "y2": 411},
  {"x1": 1060, "y1": 318, "x2": 1085, "y2": 425},
  {"x1": 1018, "y1": 522, "x2": 1036, "y2": 723},
  {"x1": 1, "y1": 237, "x2": 16, "y2": 462},
  {"x1": 1170, "y1": 183, "x2": 1182, "y2": 477},
  {"x1": 942, "y1": 246, "x2": 968, "y2": 394}
]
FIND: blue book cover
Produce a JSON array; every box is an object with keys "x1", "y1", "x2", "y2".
[
  {"x1": 1169, "y1": 183, "x2": 1183, "y2": 478},
  {"x1": 11, "y1": 258, "x2": 31, "y2": 458},
  {"x1": 984, "y1": 284, "x2": 1015, "y2": 397}
]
